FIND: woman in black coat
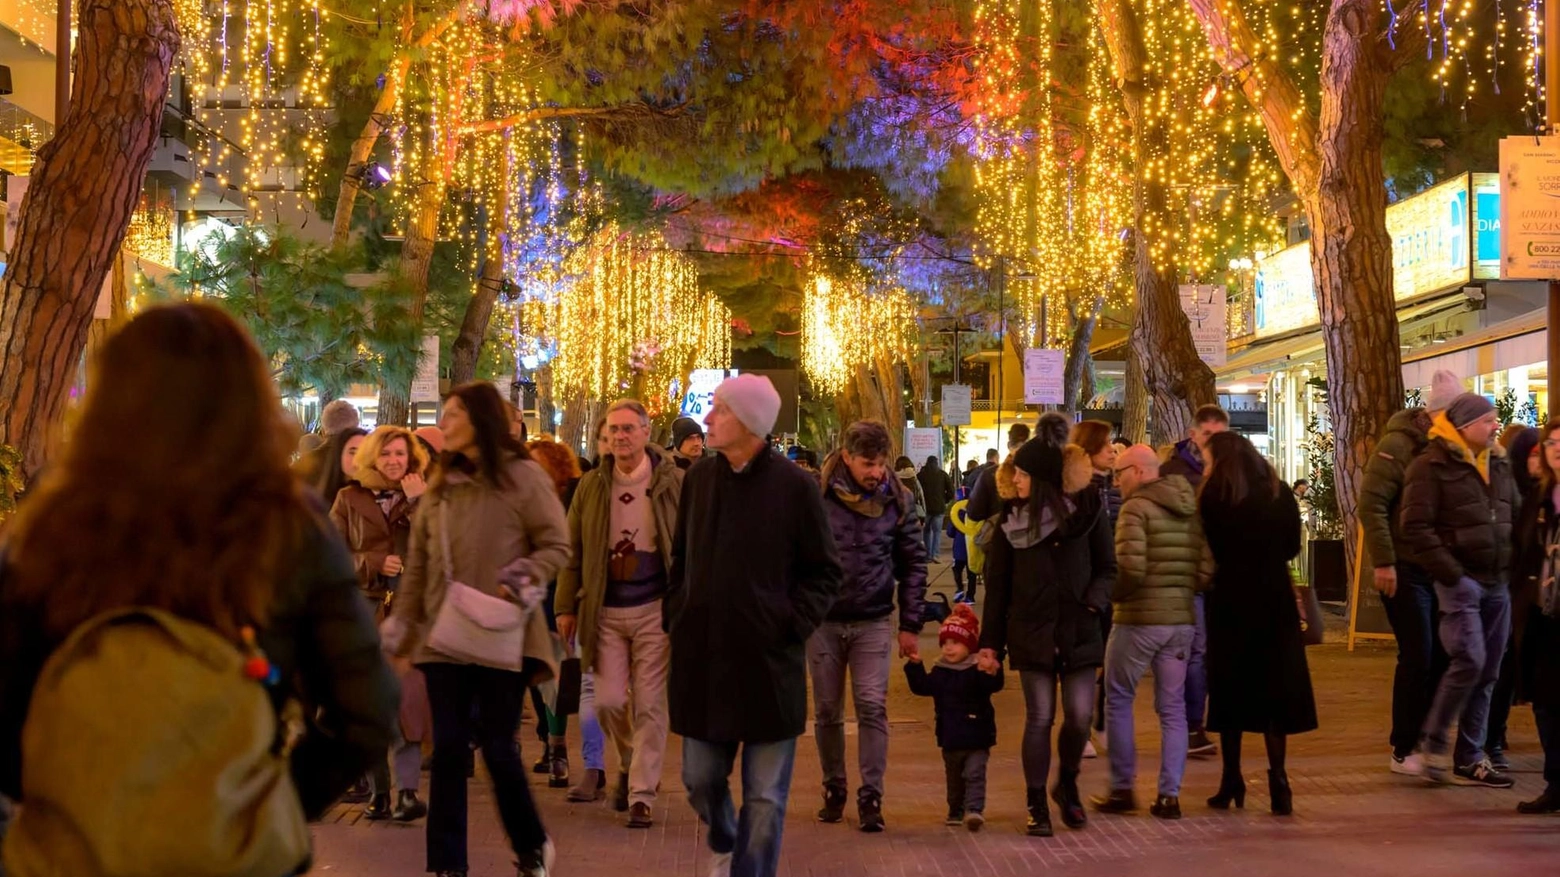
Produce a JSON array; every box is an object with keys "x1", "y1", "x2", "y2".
[
  {"x1": 1513, "y1": 419, "x2": 1560, "y2": 814},
  {"x1": 1198, "y1": 432, "x2": 1316, "y2": 816},
  {"x1": 979, "y1": 439, "x2": 1115, "y2": 837}
]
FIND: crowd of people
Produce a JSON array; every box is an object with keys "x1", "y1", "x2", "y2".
[{"x1": 0, "y1": 304, "x2": 1556, "y2": 877}]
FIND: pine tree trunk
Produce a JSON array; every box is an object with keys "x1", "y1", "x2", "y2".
[
  {"x1": 1308, "y1": 4, "x2": 1402, "y2": 563},
  {"x1": 450, "y1": 134, "x2": 509, "y2": 389},
  {"x1": 1062, "y1": 297, "x2": 1102, "y2": 414},
  {"x1": 1188, "y1": 0, "x2": 1404, "y2": 586},
  {"x1": 378, "y1": 165, "x2": 447, "y2": 427},
  {"x1": 1097, "y1": 0, "x2": 1215, "y2": 447},
  {"x1": 559, "y1": 394, "x2": 591, "y2": 454},
  {"x1": 1122, "y1": 342, "x2": 1148, "y2": 444},
  {"x1": 0, "y1": 0, "x2": 178, "y2": 477}
]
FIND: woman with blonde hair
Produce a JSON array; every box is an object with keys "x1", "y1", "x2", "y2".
[
  {"x1": 331, "y1": 425, "x2": 433, "y2": 822},
  {"x1": 384, "y1": 382, "x2": 571, "y2": 877},
  {"x1": 0, "y1": 303, "x2": 397, "y2": 874}
]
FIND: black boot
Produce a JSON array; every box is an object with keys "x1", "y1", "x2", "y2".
[
  {"x1": 817, "y1": 784, "x2": 847, "y2": 823},
  {"x1": 341, "y1": 777, "x2": 371, "y2": 804},
  {"x1": 1149, "y1": 795, "x2": 1181, "y2": 820},
  {"x1": 857, "y1": 793, "x2": 885, "y2": 833},
  {"x1": 364, "y1": 792, "x2": 393, "y2": 820},
  {"x1": 548, "y1": 741, "x2": 570, "y2": 789},
  {"x1": 1026, "y1": 788, "x2": 1054, "y2": 837},
  {"x1": 1268, "y1": 770, "x2": 1292, "y2": 816},
  {"x1": 532, "y1": 749, "x2": 551, "y2": 774},
  {"x1": 1050, "y1": 771, "x2": 1086, "y2": 829},
  {"x1": 1089, "y1": 788, "x2": 1137, "y2": 814},
  {"x1": 1207, "y1": 774, "x2": 1246, "y2": 810},
  {"x1": 392, "y1": 789, "x2": 427, "y2": 821},
  {"x1": 1518, "y1": 785, "x2": 1560, "y2": 814}
]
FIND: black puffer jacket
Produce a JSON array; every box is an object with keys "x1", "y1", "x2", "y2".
[
  {"x1": 978, "y1": 490, "x2": 1115, "y2": 672},
  {"x1": 820, "y1": 453, "x2": 928, "y2": 631},
  {"x1": 1400, "y1": 415, "x2": 1519, "y2": 587},
  {"x1": 0, "y1": 509, "x2": 399, "y2": 819},
  {"x1": 905, "y1": 660, "x2": 1004, "y2": 750}
]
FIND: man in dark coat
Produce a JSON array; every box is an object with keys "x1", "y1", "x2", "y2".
[
  {"x1": 810, "y1": 422, "x2": 928, "y2": 832},
  {"x1": 665, "y1": 374, "x2": 842, "y2": 877},
  {"x1": 1400, "y1": 392, "x2": 1519, "y2": 788},
  {"x1": 917, "y1": 456, "x2": 955, "y2": 562},
  {"x1": 1357, "y1": 368, "x2": 1460, "y2": 776}
]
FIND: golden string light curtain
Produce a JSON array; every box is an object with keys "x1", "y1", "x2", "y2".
[
  {"x1": 801, "y1": 274, "x2": 917, "y2": 396},
  {"x1": 541, "y1": 226, "x2": 730, "y2": 415}
]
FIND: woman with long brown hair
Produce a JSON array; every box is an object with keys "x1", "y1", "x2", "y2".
[
  {"x1": 1513, "y1": 419, "x2": 1560, "y2": 813},
  {"x1": 330, "y1": 425, "x2": 432, "y2": 822},
  {"x1": 383, "y1": 381, "x2": 570, "y2": 877},
  {"x1": 0, "y1": 303, "x2": 398, "y2": 871},
  {"x1": 1198, "y1": 431, "x2": 1316, "y2": 815}
]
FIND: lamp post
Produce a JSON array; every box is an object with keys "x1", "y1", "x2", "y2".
[{"x1": 1549, "y1": 0, "x2": 1560, "y2": 415}]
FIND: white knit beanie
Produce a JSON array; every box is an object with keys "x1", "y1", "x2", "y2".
[
  {"x1": 1427, "y1": 370, "x2": 1463, "y2": 414},
  {"x1": 714, "y1": 374, "x2": 781, "y2": 439}
]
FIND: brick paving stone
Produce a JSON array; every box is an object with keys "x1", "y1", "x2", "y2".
[{"x1": 311, "y1": 561, "x2": 1560, "y2": 876}]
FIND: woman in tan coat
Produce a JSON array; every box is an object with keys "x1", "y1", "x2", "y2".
[
  {"x1": 385, "y1": 382, "x2": 571, "y2": 877},
  {"x1": 330, "y1": 425, "x2": 432, "y2": 822}
]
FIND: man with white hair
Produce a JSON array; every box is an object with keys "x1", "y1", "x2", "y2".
[
  {"x1": 666, "y1": 374, "x2": 843, "y2": 877},
  {"x1": 1092, "y1": 445, "x2": 1212, "y2": 822}
]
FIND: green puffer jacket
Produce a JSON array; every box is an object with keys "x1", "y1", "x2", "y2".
[
  {"x1": 1357, "y1": 407, "x2": 1431, "y2": 569},
  {"x1": 1112, "y1": 475, "x2": 1213, "y2": 626}
]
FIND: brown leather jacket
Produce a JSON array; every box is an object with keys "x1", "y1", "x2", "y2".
[{"x1": 329, "y1": 480, "x2": 417, "y2": 601}]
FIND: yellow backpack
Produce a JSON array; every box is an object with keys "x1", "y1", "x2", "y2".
[{"x1": 2, "y1": 608, "x2": 310, "y2": 877}]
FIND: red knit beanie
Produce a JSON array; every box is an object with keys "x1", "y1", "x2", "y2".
[{"x1": 939, "y1": 604, "x2": 980, "y2": 653}]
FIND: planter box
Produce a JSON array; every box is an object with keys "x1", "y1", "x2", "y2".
[{"x1": 1307, "y1": 538, "x2": 1347, "y2": 603}]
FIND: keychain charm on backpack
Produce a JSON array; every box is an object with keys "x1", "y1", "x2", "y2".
[{"x1": 241, "y1": 625, "x2": 304, "y2": 754}]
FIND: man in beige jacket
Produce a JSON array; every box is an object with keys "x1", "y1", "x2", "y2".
[{"x1": 556, "y1": 398, "x2": 685, "y2": 828}]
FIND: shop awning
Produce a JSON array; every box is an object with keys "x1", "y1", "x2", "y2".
[{"x1": 1400, "y1": 308, "x2": 1547, "y2": 388}]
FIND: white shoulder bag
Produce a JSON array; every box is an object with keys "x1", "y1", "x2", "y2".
[{"x1": 426, "y1": 501, "x2": 530, "y2": 671}]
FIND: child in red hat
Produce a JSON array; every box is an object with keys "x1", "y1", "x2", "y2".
[{"x1": 905, "y1": 603, "x2": 1004, "y2": 831}]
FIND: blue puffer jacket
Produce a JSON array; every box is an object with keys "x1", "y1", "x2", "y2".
[{"x1": 820, "y1": 452, "x2": 929, "y2": 632}]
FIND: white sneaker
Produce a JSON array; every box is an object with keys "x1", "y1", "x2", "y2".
[
  {"x1": 709, "y1": 851, "x2": 734, "y2": 877},
  {"x1": 1390, "y1": 751, "x2": 1424, "y2": 776},
  {"x1": 1422, "y1": 751, "x2": 1453, "y2": 785}
]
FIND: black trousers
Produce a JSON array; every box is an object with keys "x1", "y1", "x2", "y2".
[
  {"x1": 1382, "y1": 562, "x2": 1449, "y2": 756},
  {"x1": 423, "y1": 663, "x2": 546, "y2": 872}
]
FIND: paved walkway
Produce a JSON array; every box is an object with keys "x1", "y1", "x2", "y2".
[{"x1": 312, "y1": 563, "x2": 1560, "y2": 876}]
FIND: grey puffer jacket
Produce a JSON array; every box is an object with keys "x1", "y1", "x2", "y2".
[{"x1": 1112, "y1": 475, "x2": 1212, "y2": 626}]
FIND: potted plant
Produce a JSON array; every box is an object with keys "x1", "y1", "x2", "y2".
[{"x1": 1301, "y1": 413, "x2": 1347, "y2": 601}]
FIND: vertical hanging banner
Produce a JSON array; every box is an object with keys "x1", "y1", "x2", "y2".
[
  {"x1": 1022, "y1": 349, "x2": 1065, "y2": 405},
  {"x1": 941, "y1": 384, "x2": 972, "y2": 426},
  {"x1": 1499, "y1": 136, "x2": 1560, "y2": 279},
  {"x1": 1177, "y1": 284, "x2": 1228, "y2": 367},
  {"x1": 410, "y1": 335, "x2": 441, "y2": 403}
]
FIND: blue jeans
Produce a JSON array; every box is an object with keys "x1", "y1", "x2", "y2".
[
  {"x1": 1105, "y1": 624, "x2": 1194, "y2": 796},
  {"x1": 1383, "y1": 563, "x2": 1447, "y2": 756},
  {"x1": 923, "y1": 514, "x2": 944, "y2": 560},
  {"x1": 1421, "y1": 579, "x2": 1512, "y2": 766},
  {"x1": 1184, "y1": 595, "x2": 1208, "y2": 732},
  {"x1": 579, "y1": 672, "x2": 605, "y2": 772},
  {"x1": 683, "y1": 736, "x2": 798, "y2": 877}
]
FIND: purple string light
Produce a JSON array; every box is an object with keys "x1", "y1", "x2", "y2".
[{"x1": 1386, "y1": 0, "x2": 1399, "y2": 50}]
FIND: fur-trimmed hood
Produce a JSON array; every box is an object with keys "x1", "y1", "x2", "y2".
[{"x1": 996, "y1": 443, "x2": 1093, "y2": 500}]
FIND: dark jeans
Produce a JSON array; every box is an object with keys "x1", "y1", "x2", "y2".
[
  {"x1": 423, "y1": 662, "x2": 546, "y2": 873},
  {"x1": 1019, "y1": 668, "x2": 1095, "y2": 790},
  {"x1": 1384, "y1": 562, "x2": 1449, "y2": 756},
  {"x1": 683, "y1": 736, "x2": 797, "y2": 877},
  {"x1": 942, "y1": 748, "x2": 990, "y2": 814},
  {"x1": 923, "y1": 514, "x2": 944, "y2": 560},
  {"x1": 1535, "y1": 703, "x2": 1560, "y2": 787},
  {"x1": 1184, "y1": 594, "x2": 1208, "y2": 733},
  {"x1": 1421, "y1": 579, "x2": 1512, "y2": 766},
  {"x1": 952, "y1": 560, "x2": 978, "y2": 602}
]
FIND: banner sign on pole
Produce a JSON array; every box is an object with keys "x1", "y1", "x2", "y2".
[
  {"x1": 1022, "y1": 349, "x2": 1065, "y2": 405},
  {"x1": 904, "y1": 427, "x2": 942, "y2": 467},
  {"x1": 410, "y1": 335, "x2": 441, "y2": 403},
  {"x1": 1178, "y1": 284, "x2": 1228, "y2": 367},
  {"x1": 941, "y1": 384, "x2": 972, "y2": 426},
  {"x1": 1500, "y1": 136, "x2": 1560, "y2": 280}
]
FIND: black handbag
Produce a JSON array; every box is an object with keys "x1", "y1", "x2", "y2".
[{"x1": 553, "y1": 657, "x2": 582, "y2": 716}]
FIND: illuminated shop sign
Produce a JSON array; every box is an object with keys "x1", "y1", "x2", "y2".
[{"x1": 1253, "y1": 174, "x2": 1496, "y2": 339}]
